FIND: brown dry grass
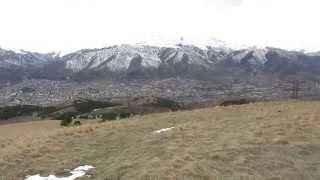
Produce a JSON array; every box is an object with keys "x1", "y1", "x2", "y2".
[
  {"x1": 0, "y1": 120, "x2": 60, "y2": 139},
  {"x1": 0, "y1": 120, "x2": 60, "y2": 158},
  {"x1": 1, "y1": 100, "x2": 320, "y2": 180}
]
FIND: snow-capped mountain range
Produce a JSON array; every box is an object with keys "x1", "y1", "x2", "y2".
[{"x1": 1, "y1": 38, "x2": 320, "y2": 84}]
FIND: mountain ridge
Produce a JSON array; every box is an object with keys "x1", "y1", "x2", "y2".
[{"x1": 1, "y1": 41, "x2": 320, "y2": 83}]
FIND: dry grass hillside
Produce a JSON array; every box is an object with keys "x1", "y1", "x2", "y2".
[{"x1": 1, "y1": 100, "x2": 320, "y2": 180}]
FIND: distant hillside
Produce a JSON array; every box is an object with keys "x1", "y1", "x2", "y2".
[{"x1": 2, "y1": 42, "x2": 320, "y2": 106}]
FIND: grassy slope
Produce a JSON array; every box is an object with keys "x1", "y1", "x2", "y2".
[
  {"x1": 1, "y1": 100, "x2": 320, "y2": 179},
  {"x1": 0, "y1": 120, "x2": 60, "y2": 140}
]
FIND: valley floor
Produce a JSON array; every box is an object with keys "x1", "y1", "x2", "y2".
[{"x1": 1, "y1": 100, "x2": 320, "y2": 180}]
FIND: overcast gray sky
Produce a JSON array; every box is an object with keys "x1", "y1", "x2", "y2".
[{"x1": 0, "y1": 0, "x2": 319, "y2": 53}]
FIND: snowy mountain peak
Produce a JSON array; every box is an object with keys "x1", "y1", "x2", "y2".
[
  {"x1": 11, "y1": 49, "x2": 28, "y2": 54},
  {"x1": 134, "y1": 36, "x2": 248, "y2": 51}
]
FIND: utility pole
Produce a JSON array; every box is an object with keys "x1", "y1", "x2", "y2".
[
  {"x1": 290, "y1": 80, "x2": 304, "y2": 99},
  {"x1": 315, "y1": 80, "x2": 320, "y2": 89}
]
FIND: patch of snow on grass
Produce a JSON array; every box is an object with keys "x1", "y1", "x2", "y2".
[
  {"x1": 25, "y1": 165, "x2": 95, "y2": 180},
  {"x1": 154, "y1": 127, "x2": 175, "y2": 134}
]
